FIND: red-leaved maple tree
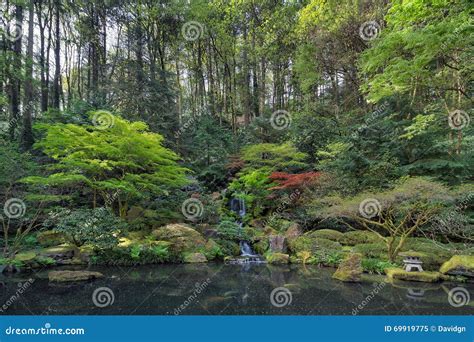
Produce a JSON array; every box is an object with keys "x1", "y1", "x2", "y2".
[{"x1": 269, "y1": 171, "x2": 322, "y2": 190}]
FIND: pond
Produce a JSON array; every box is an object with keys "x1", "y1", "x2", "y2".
[{"x1": 1, "y1": 264, "x2": 472, "y2": 315}]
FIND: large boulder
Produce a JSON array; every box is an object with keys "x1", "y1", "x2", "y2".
[
  {"x1": 151, "y1": 223, "x2": 206, "y2": 254},
  {"x1": 184, "y1": 252, "x2": 208, "y2": 263},
  {"x1": 268, "y1": 235, "x2": 287, "y2": 253},
  {"x1": 266, "y1": 252, "x2": 289, "y2": 264},
  {"x1": 14, "y1": 251, "x2": 37, "y2": 263},
  {"x1": 333, "y1": 253, "x2": 363, "y2": 282},
  {"x1": 284, "y1": 222, "x2": 303, "y2": 241},
  {"x1": 39, "y1": 244, "x2": 76, "y2": 261},
  {"x1": 48, "y1": 270, "x2": 104, "y2": 282},
  {"x1": 385, "y1": 268, "x2": 441, "y2": 283},
  {"x1": 440, "y1": 255, "x2": 474, "y2": 278}
]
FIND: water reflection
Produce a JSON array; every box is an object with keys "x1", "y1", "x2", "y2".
[{"x1": 0, "y1": 263, "x2": 472, "y2": 315}]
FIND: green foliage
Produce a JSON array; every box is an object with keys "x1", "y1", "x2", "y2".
[
  {"x1": 92, "y1": 243, "x2": 171, "y2": 266},
  {"x1": 179, "y1": 114, "x2": 236, "y2": 190},
  {"x1": 43, "y1": 207, "x2": 126, "y2": 248},
  {"x1": 361, "y1": 258, "x2": 397, "y2": 274},
  {"x1": 353, "y1": 242, "x2": 388, "y2": 260},
  {"x1": 214, "y1": 239, "x2": 240, "y2": 257},
  {"x1": 309, "y1": 229, "x2": 344, "y2": 242},
  {"x1": 228, "y1": 169, "x2": 274, "y2": 217},
  {"x1": 24, "y1": 111, "x2": 189, "y2": 215},
  {"x1": 201, "y1": 240, "x2": 224, "y2": 260},
  {"x1": 0, "y1": 141, "x2": 38, "y2": 193},
  {"x1": 228, "y1": 143, "x2": 308, "y2": 218},
  {"x1": 340, "y1": 230, "x2": 381, "y2": 246},
  {"x1": 216, "y1": 220, "x2": 243, "y2": 241},
  {"x1": 240, "y1": 143, "x2": 308, "y2": 173},
  {"x1": 360, "y1": 0, "x2": 472, "y2": 104}
]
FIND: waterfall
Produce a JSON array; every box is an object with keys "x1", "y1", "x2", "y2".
[
  {"x1": 240, "y1": 241, "x2": 256, "y2": 257},
  {"x1": 230, "y1": 197, "x2": 256, "y2": 257}
]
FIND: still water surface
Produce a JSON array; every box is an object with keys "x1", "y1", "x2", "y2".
[{"x1": 1, "y1": 263, "x2": 472, "y2": 315}]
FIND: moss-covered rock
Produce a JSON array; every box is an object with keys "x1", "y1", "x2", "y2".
[
  {"x1": 340, "y1": 231, "x2": 380, "y2": 246},
  {"x1": 37, "y1": 230, "x2": 66, "y2": 247},
  {"x1": 268, "y1": 235, "x2": 287, "y2": 253},
  {"x1": 440, "y1": 255, "x2": 474, "y2": 278},
  {"x1": 77, "y1": 245, "x2": 95, "y2": 263},
  {"x1": 39, "y1": 244, "x2": 76, "y2": 260},
  {"x1": 151, "y1": 223, "x2": 206, "y2": 255},
  {"x1": 48, "y1": 270, "x2": 104, "y2": 282},
  {"x1": 184, "y1": 252, "x2": 208, "y2": 263},
  {"x1": 202, "y1": 239, "x2": 223, "y2": 260},
  {"x1": 310, "y1": 229, "x2": 344, "y2": 242},
  {"x1": 14, "y1": 251, "x2": 37, "y2": 262},
  {"x1": 265, "y1": 252, "x2": 289, "y2": 264},
  {"x1": 385, "y1": 268, "x2": 442, "y2": 283},
  {"x1": 333, "y1": 253, "x2": 363, "y2": 282},
  {"x1": 284, "y1": 222, "x2": 303, "y2": 241}
]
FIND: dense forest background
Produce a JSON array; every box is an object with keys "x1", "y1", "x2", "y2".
[{"x1": 0, "y1": 0, "x2": 472, "y2": 268}]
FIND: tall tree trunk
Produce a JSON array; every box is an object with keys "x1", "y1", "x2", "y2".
[
  {"x1": 9, "y1": 4, "x2": 23, "y2": 140},
  {"x1": 52, "y1": 0, "x2": 61, "y2": 108},
  {"x1": 21, "y1": 0, "x2": 35, "y2": 150}
]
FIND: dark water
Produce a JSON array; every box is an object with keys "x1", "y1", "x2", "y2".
[{"x1": 0, "y1": 264, "x2": 472, "y2": 315}]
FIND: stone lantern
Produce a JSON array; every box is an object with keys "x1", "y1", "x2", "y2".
[{"x1": 400, "y1": 251, "x2": 424, "y2": 272}]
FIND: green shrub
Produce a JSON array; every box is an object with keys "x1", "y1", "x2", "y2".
[
  {"x1": 22, "y1": 235, "x2": 38, "y2": 248},
  {"x1": 130, "y1": 245, "x2": 141, "y2": 260},
  {"x1": 202, "y1": 240, "x2": 224, "y2": 260},
  {"x1": 35, "y1": 256, "x2": 56, "y2": 266},
  {"x1": 92, "y1": 243, "x2": 171, "y2": 265},
  {"x1": 253, "y1": 239, "x2": 269, "y2": 255},
  {"x1": 361, "y1": 258, "x2": 397, "y2": 274},
  {"x1": 214, "y1": 239, "x2": 240, "y2": 256},
  {"x1": 289, "y1": 235, "x2": 341, "y2": 254},
  {"x1": 43, "y1": 207, "x2": 127, "y2": 248},
  {"x1": 217, "y1": 220, "x2": 247, "y2": 241},
  {"x1": 309, "y1": 229, "x2": 344, "y2": 242},
  {"x1": 353, "y1": 242, "x2": 387, "y2": 259},
  {"x1": 340, "y1": 231, "x2": 381, "y2": 246}
]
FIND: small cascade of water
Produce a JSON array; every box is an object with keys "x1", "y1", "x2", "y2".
[
  {"x1": 240, "y1": 241, "x2": 257, "y2": 257},
  {"x1": 229, "y1": 197, "x2": 262, "y2": 260}
]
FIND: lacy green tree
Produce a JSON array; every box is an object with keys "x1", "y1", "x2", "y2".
[{"x1": 23, "y1": 111, "x2": 188, "y2": 217}]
